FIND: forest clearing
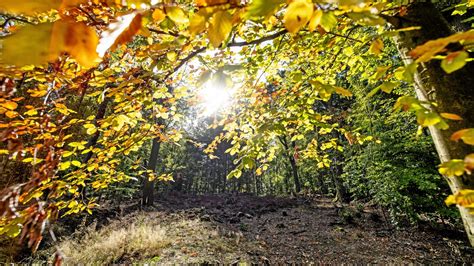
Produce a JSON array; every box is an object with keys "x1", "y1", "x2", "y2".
[
  {"x1": 9, "y1": 193, "x2": 474, "y2": 263},
  {"x1": 1, "y1": 0, "x2": 474, "y2": 264}
]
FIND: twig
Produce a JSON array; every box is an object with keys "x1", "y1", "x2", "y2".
[
  {"x1": 148, "y1": 27, "x2": 179, "y2": 37},
  {"x1": 0, "y1": 16, "x2": 32, "y2": 28}
]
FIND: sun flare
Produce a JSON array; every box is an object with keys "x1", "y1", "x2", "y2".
[{"x1": 199, "y1": 81, "x2": 233, "y2": 116}]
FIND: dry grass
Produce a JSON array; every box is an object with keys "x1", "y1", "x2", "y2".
[
  {"x1": 57, "y1": 216, "x2": 170, "y2": 264},
  {"x1": 37, "y1": 212, "x2": 254, "y2": 264}
]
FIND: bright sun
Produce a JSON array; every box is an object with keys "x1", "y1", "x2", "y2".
[{"x1": 199, "y1": 81, "x2": 233, "y2": 116}]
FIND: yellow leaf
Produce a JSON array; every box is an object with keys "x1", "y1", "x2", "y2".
[
  {"x1": 1, "y1": 23, "x2": 55, "y2": 66},
  {"x1": 166, "y1": 6, "x2": 189, "y2": 25},
  {"x1": 441, "y1": 51, "x2": 469, "y2": 74},
  {"x1": 71, "y1": 160, "x2": 82, "y2": 167},
  {"x1": 1, "y1": 101, "x2": 18, "y2": 110},
  {"x1": 166, "y1": 51, "x2": 177, "y2": 61},
  {"x1": 0, "y1": 0, "x2": 62, "y2": 15},
  {"x1": 439, "y1": 159, "x2": 465, "y2": 177},
  {"x1": 97, "y1": 12, "x2": 143, "y2": 57},
  {"x1": 320, "y1": 11, "x2": 337, "y2": 32},
  {"x1": 208, "y1": 11, "x2": 233, "y2": 48},
  {"x1": 370, "y1": 38, "x2": 384, "y2": 55},
  {"x1": 284, "y1": 0, "x2": 314, "y2": 34},
  {"x1": 334, "y1": 87, "x2": 352, "y2": 97},
  {"x1": 24, "y1": 109, "x2": 38, "y2": 116},
  {"x1": 195, "y1": 0, "x2": 228, "y2": 7},
  {"x1": 445, "y1": 189, "x2": 474, "y2": 208},
  {"x1": 59, "y1": 161, "x2": 71, "y2": 171},
  {"x1": 410, "y1": 31, "x2": 474, "y2": 63},
  {"x1": 416, "y1": 110, "x2": 441, "y2": 127},
  {"x1": 246, "y1": 0, "x2": 283, "y2": 19},
  {"x1": 188, "y1": 10, "x2": 207, "y2": 37},
  {"x1": 308, "y1": 9, "x2": 323, "y2": 32},
  {"x1": 152, "y1": 8, "x2": 166, "y2": 23}
]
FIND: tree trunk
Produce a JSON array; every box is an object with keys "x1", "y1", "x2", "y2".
[
  {"x1": 142, "y1": 138, "x2": 160, "y2": 206},
  {"x1": 83, "y1": 98, "x2": 110, "y2": 164},
  {"x1": 279, "y1": 136, "x2": 302, "y2": 193},
  {"x1": 288, "y1": 153, "x2": 301, "y2": 193},
  {"x1": 393, "y1": 1, "x2": 474, "y2": 246}
]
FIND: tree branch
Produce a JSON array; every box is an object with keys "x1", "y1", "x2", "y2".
[
  {"x1": 0, "y1": 15, "x2": 32, "y2": 28},
  {"x1": 163, "y1": 30, "x2": 290, "y2": 80},
  {"x1": 148, "y1": 27, "x2": 179, "y2": 37},
  {"x1": 228, "y1": 29, "x2": 288, "y2": 47}
]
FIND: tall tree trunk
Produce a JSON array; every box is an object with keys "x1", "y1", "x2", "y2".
[
  {"x1": 288, "y1": 152, "x2": 301, "y2": 193},
  {"x1": 330, "y1": 161, "x2": 349, "y2": 203},
  {"x1": 393, "y1": 1, "x2": 474, "y2": 246},
  {"x1": 279, "y1": 136, "x2": 302, "y2": 193},
  {"x1": 142, "y1": 138, "x2": 160, "y2": 206}
]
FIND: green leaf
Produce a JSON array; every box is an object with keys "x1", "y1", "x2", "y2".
[
  {"x1": 227, "y1": 168, "x2": 242, "y2": 179},
  {"x1": 366, "y1": 87, "x2": 380, "y2": 98},
  {"x1": 439, "y1": 159, "x2": 465, "y2": 177},
  {"x1": 441, "y1": 51, "x2": 468, "y2": 74},
  {"x1": 320, "y1": 11, "x2": 337, "y2": 32},
  {"x1": 416, "y1": 110, "x2": 441, "y2": 127},
  {"x1": 379, "y1": 81, "x2": 398, "y2": 93}
]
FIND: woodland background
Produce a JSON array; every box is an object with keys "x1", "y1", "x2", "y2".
[{"x1": 0, "y1": 0, "x2": 474, "y2": 263}]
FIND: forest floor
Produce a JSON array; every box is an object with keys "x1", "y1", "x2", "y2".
[{"x1": 10, "y1": 193, "x2": 474, "y2": 264}]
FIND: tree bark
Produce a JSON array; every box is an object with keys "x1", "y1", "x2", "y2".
[
  {"x1": 83, "y1": 98, "x2": 110, "y2": 164},
  {"x1": 393, "y1": 1, "x2": 474, "y2": 246},
  {"x1": 279, "y1": 136, "x2": 301, "y2": 193},
  {"x1": 142, "y1": 138, "x2": 160, "y2": 206}
]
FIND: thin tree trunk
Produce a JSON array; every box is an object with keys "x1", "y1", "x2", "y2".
[
  {"x1": 83, "y1": 98, "x2": 110, "y2": 164},
  {"x1": 142, "y1": 138, "x2": 160, "y2": 206},
  {"x1": 279, "y1": 136, "x2": 302, "y2": 193},
  {"x1": 393, "y1": 2, "x2": 474, "y2": 246},
  {"x1": 80, "y1": 98, "x2": 110, "y2": 199}
]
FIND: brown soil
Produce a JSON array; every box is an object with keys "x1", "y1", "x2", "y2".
[
  {"x1": 15, "y1": 193, "x2": 474, "y2": 264},
  {"x1": 149, "y1": 193, "x2": 473, "y2": 264}
]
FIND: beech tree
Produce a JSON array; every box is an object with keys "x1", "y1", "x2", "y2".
[{"x1": 0, "y1": 0, "x2": 473, "y2": 249}]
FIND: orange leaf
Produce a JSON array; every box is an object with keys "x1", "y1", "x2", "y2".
[
  {"x1": 451, "y1": 128, "x2": 474, "y2": 145},
  {"x1": 440, "y1": 113, "x2": 463, "y2": 121},
  {"x1": 60, "y1": 21, "x2": 100, "y2": 68},
  {"x1": 195, "y1": 0, "x2": 228, "y2": 7},
  {"x1": 465, "y1": 153, "x2": 474, "y2": 174},
  {"x1": 409, "y1": 30, "x2": 474, "y2": 62},
  {"x1": 1, "y1": 20, "x2": 99, "y2": 67},
  {"x1": 5, "y1": 111, "x2": 18, "y2": 118},
  {"x1": 451, "y1": 129, "x2": 469, "y2": 141},
  {"x1": 1, "y1": 101, "x2": 18, "y2": 110},
  {"x1": 152, "y1": 9, "x2": 166, "y2": 23}
]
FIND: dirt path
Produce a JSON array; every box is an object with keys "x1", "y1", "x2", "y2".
[
  {"x1": 151, "y1": 193, "x2": 472, "y2": 264},
  {"x1": 28, "y1": 193, "x2": 473, "y2": 264}
]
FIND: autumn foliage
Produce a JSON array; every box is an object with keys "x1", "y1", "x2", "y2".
[{"x1": 0, "y1": 0, "x2": 473, "y2": 252}]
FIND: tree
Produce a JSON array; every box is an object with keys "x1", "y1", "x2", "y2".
[
  {"x1": 0, "y1": 0, "x2": 473, "y2": 248},
  {"x1": 392, "y1": 1, "x2": 474, "y2": 245}
]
